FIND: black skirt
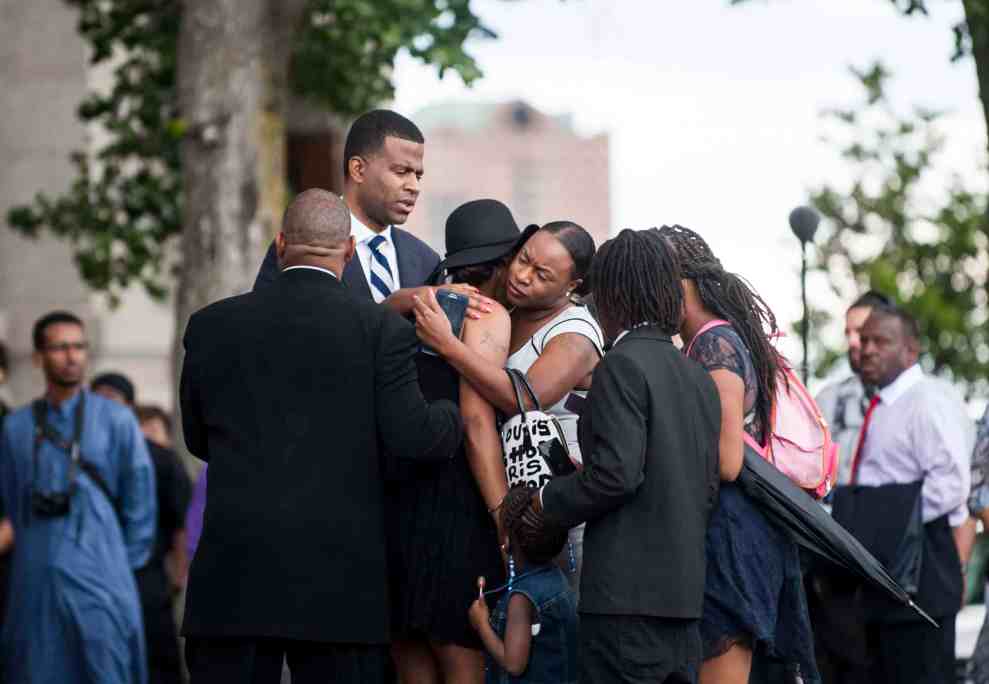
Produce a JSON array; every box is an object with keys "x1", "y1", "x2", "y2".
[{"x1": 387, "y1": 353, "x2": 505, "y2": 649}]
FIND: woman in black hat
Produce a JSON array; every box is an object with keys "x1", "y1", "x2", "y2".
[
  {"x1": 413, "y1": 220, "x2": 603, "y2": 595},
  {"x1": 390, "y1": 199, "x2": 521, "y2": 684}
]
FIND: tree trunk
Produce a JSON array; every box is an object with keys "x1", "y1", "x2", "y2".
[
  {"x1": 172, "y1": 0, "x2": 307, "y2": 470},
  {"x1": 964, "y1": 0, "x2": 989, "y2": 320}
]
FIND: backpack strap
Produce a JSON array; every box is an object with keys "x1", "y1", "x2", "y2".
[
  {"x1": 685, "y1": 320, "x2": 775, "y2": 451},
  {"x1": 684, "y1": 318, "x2": 732, "y2": 357}
]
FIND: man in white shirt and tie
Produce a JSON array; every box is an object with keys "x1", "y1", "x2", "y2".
[
  {"x1": 833, "y1": 302, "x2": 973, "y2": 684},
  {"x1": 815, "y1": 290, "x2": 891, "y2": 486},
  {"x1": 254, "y1": 109, "x2": 490, "y2": 317}
]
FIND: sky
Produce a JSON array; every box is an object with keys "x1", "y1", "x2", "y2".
[{"x1": 389, "y1": 0, "x2": 986, "y2": 380}]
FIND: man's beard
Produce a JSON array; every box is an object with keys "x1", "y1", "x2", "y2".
[{"x1": 49, "y1": 372, "x2": 82, "y2": 389}]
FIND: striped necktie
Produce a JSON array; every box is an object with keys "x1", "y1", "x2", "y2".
[{"x1": 367, "y1": 234, "x2": 394, "y2": 303}]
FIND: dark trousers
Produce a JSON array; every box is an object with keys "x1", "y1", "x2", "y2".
[
  {"x1": 136, "y1": 565, "x2": 182, "y2": 684},
  {"x1": 579, "y1": 614, "x2": 701, "y2": 684},
  {"x1": 185, "y1": 637, "x2": 389, "y2": 684},
  {"x1": 862, "y1": 620, "x2": 956, "y2": 684}
]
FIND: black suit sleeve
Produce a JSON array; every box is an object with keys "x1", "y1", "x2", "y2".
[
  {"x1": 375, "y1": 311, "x2": 462, "y2": 462},
  {"x1": 543, "y1": 353, "x2": 647, "y2": 529},
  {"x1": 253, "y1": 240, "x2": 279, "y2": 292},
  {"x1": 180, "y1": 314, "x2": 209, "y2": 462}
]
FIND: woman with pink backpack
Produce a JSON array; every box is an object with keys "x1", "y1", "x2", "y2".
[{"x1": 657, "y1": 225, "x2": 821, "y2": 684}]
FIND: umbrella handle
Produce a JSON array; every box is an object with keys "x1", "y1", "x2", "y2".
[{"x1": 907, "y1": 599, "x2": 940, "y2": 629}]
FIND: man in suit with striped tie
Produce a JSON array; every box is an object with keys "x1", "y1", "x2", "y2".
[{"x1": 254, "y1": 109, "x2": 486, "y2": 314}]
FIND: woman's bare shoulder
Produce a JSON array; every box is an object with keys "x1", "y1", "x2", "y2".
[
  {"x1": 466, "y1": 301, "x2": 511, "y2": 335},
  {"x1": 463, "y1": 301, "x2": 511, "y2": 356}
]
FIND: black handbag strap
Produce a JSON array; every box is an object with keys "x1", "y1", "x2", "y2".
[
  {"x1": 506, "y1": 369, "x2": 529, "y2": 420},
  {"x1": 506, "y1": 368, "x2": 542, "y2": 413}
]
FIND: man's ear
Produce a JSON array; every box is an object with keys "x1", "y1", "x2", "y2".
[
  {"x1": 343, "y1": 236, "x2": 356, "y2": 264},
  {"x1": 347, "y1": 156, "x2": 366, "y2": 184},
  {"x1": 275, "y1": 232, "x2": 287, "y2": 267},
  {"x1": 906, "y1": 337, "x2": 921, "y2": 365},
  {"x1": 32, "y1": 350, "x2": 42, "y2": 370}
]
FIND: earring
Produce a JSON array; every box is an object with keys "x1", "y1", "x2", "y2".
[{"x1": 508, "y1": 553, "x2": 516, "y2": 591}]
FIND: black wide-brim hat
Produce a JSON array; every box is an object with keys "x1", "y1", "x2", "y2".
[{"x1": 437, "y1": 199, "x2": 539, "y2": 271}]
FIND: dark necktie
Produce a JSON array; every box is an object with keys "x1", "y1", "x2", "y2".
[{"x1": 850, "y1": 394, "x2": 881, "y2": 484}]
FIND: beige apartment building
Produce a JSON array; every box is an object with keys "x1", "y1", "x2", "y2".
[{"x1": 407, "y1": 101, "x2": 611, "y2": 254}]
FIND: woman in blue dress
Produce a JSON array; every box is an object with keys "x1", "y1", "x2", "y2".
[{"x1": 658, "y1": 225, "x2": 818, "y2": 684}]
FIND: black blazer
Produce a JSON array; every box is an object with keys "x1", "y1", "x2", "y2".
[
  {"x1": 542, "y1": 327, "x2": 721, "y2": 619},
  {"x1": 179, "y1": 268, "x2": 462, "y2": 644},
  {"x1": 833, "y1": 482, "x2": 962, "y2": 622},
  {"x1": 253, "y1": 227, "x2": 441, "y2": 296}
]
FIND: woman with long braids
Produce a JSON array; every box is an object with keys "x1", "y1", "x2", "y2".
[{"x1": 657, "y1": 225, "x2": 819, "y2": 684}]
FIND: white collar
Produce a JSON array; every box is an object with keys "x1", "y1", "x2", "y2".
[
  {"x1": 613, "y1": 322, "x2": 653, "y2": 347},
  {"x1": 282, "y1": 265, "x2": 338, "y2": 279},
  {"x1": 614, "y1": 330, "x2": 633, "y2": 346},
  {"x1": 877, "y1": 363, "x2": 924, "y2": 406},
  {"x1": 351, "y1": 213, "x2": 392, "y2": 245}
]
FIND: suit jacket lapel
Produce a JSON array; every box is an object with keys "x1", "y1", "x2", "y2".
[
  {"x1": 392, "y1": 227, "x2": 417, "y2": 288},
  {"x1": 343, "y1": 257, "x2": 372, "y2": 300}
]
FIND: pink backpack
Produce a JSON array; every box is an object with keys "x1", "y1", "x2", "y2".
[{"x1": 687, "y1": 319, "x2": 838, "y2": 499}]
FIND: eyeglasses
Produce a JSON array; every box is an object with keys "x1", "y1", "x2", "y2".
[{"x1": 43, "y1": 342, "x2": 88, "y2": 354}]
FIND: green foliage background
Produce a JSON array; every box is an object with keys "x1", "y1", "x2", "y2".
[
  {"x1": 736, "y1": 0, "x2": 989, "y2": 391},
  {"x1": 808, "y1": 64, "x2": 988, "y2": 394},
  {"x1": 7, "y1": 0, "x2": 493, "y2": 304}
]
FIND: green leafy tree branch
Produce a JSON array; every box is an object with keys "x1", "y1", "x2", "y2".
[
  {"x1": 809, "y1": 64, "x2": 988, "y2": 392},
  {"x1": 7, "y1": 0, "x2": 494, "y2": 305}
]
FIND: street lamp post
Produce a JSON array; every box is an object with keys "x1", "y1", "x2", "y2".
[{"x1": 788, "y1": 206, "x2": 820, "y2": 384}]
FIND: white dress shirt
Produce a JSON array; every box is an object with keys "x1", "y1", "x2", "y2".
[
  {"x1": 351, "y1": 214, "x2": 400, "y2": 301},
  {"x1": 282, "y1": 265, "x2": 338, "y2": 279},
  {"x1": 856, "y1": 364, "x2": 973, "y2": 525}
]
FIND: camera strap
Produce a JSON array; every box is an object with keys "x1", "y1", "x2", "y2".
[{"x1": 31, "y1": 395, "x2": 121, "y2": 517}]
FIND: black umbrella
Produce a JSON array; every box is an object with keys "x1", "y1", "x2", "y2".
[{"x1": 736, "y1": 445, "x2": 939, "y2": 628}]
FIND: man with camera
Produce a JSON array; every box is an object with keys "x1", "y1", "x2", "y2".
[{"x1": 0, "y1": 311, "x2": 156, "y2": 684}]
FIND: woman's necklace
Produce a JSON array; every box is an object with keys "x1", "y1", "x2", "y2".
[{"x1": 481, "y1": 565, "x2": 554, "y2": 598}]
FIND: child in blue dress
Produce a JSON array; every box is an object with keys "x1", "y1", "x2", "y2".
[{"x1": 468, "y1": 487, "x2": 578, "y2": 684}]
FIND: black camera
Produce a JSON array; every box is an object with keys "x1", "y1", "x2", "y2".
[
  {"x1": 29, "y1": 396, "x2": 84, "y2": 519},
  {"x1": 31, "y1": 490, "x2": 71, "y2": 517}
]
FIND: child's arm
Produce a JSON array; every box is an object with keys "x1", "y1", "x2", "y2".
[{"x1": 469, "y1": 593, "x2": 535, "y2": 677}]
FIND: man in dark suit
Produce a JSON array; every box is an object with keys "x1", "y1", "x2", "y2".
[
  {"x1": 180, "y1": 189, "x2": 463, "y2": 683},
  {"x1": 255, "y1": 109, "x2": 480, "y2": 315},
  {"x1": 529, "y1": 230, "x2": 721, "y2": 684}
]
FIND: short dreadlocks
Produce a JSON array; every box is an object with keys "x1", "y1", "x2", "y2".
[{"x1": 590, "y1": 229, "x2": 683, "y2": 336}]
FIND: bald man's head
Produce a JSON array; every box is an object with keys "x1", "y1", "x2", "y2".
[
  {"x1": 283, "y1": 189, "x2": 351, "y2": 246},
  {"x1": 277, "y1": 190, "x2": 355, "y2": 273}
]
